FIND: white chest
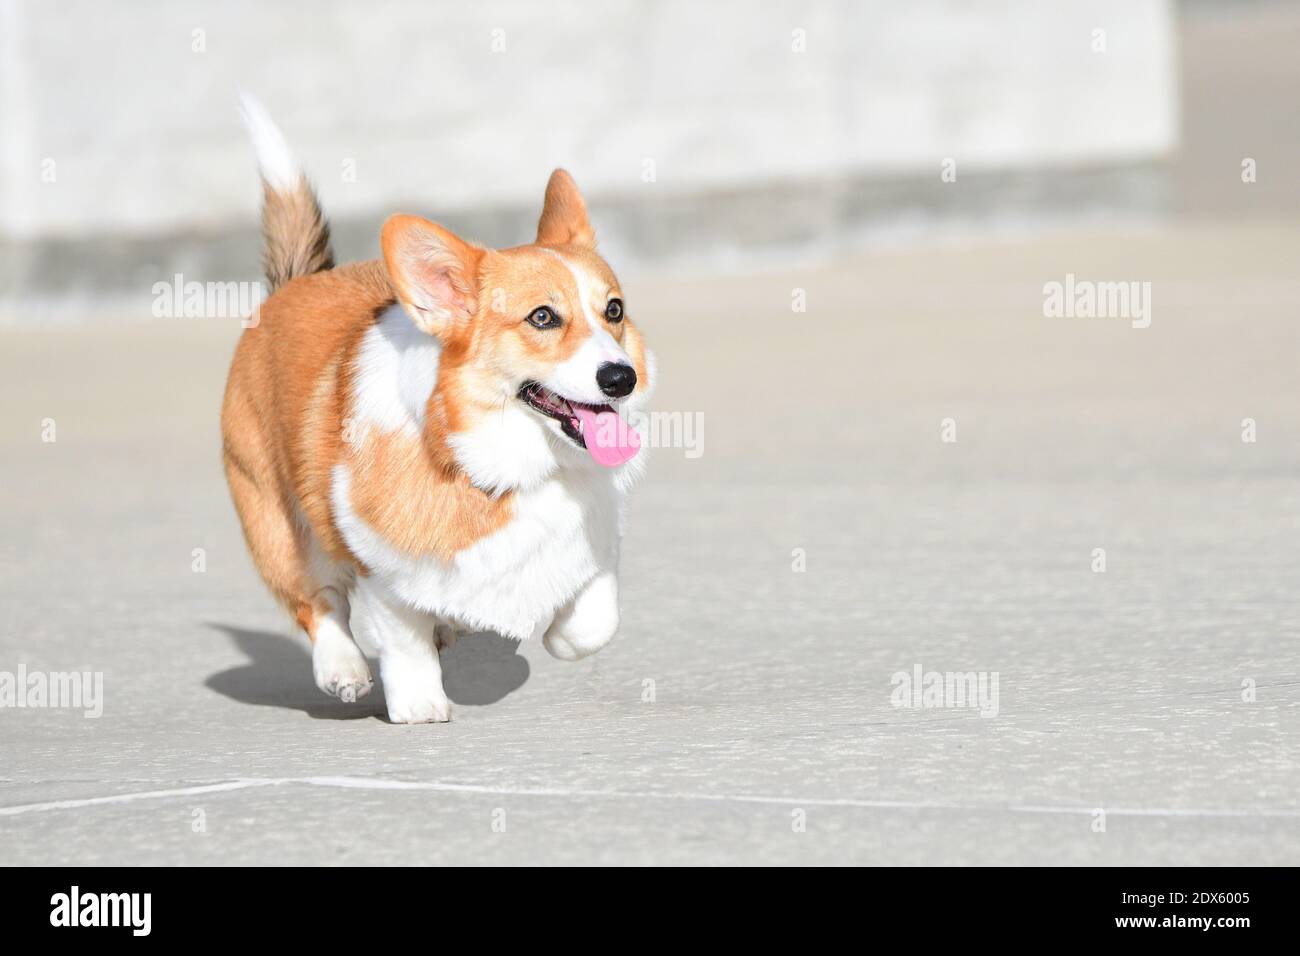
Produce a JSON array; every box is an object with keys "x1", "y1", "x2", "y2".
[{"x1": 332, "y1": 467, "x2": 623, "y2": 640}]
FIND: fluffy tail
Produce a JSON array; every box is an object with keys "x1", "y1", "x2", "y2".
[{"x1": 239, "y1": 92, "x2": 334, "y2": 292}]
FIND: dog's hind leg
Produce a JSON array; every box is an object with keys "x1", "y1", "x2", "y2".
[
  {"x1": 222, "y1": 433, "x2": 372, "y2": 703},
  {"x1": 300, "y1": 583, "x2": 373, "y2": 703}
]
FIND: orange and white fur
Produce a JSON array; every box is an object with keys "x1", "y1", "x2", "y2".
[{"x1": 222, "y1": 96, "x2": 652, "y2": 723}]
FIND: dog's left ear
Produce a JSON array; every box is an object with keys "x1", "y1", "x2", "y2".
[{"x1": 536, "y1": 169, "x2": 595, "y2": 248}]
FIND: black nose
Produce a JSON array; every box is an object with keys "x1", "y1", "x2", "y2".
[{"x1": 596, "y1": 362, "x2": 636, "y2": 398}]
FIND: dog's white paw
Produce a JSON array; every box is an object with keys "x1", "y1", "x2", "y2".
[
  {"x1": 312, "y1": 631, "x2": 373, "y2": 702},
  {"x1": 543, "y1": 572, "x2": 618, "y2": 661},
  {"x1": 543, "y1": 615, "x2": 617, "y2": 661},
  {"x1": 542, "y1": 629, "x2": 589, "y2": 661},
  {"x1": 381, "y1": 663, "x2": 451, "y2": 723},
  {"x1": 385, "y1": 687, "x2": 452, "y2": 724}
]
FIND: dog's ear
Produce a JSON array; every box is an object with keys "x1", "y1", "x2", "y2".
[
  {"x1": 381, "y1": 214, "x2": 483, "y2": 336},
  {"x1": 536, "y1": 169, "x2": 595, "y2": 248}
]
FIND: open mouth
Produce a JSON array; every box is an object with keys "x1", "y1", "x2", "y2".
[
  {"x1": 517, "y1": 381, "x2": 607, "y2": 447},
  {"x1": 517, "y1": 381, "x2": 641, "y2": 468}
]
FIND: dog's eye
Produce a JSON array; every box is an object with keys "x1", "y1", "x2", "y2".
[
  {"x1": 526, "y1": 306, "x2": 561, "y2": 330},
  {"x1": 605, "y1": 299, "x2": 624, "y2": 323}
]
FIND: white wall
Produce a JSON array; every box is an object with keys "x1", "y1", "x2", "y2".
[{"x1": 0, "y1": 0, "x2": 1177, "y2": 240}]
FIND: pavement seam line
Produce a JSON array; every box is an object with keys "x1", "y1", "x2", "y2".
[
  {"x1": 0, "y1": 779, "x2": 285, "y2": 816},
  {"x1": 2, "y1": 775, "x2": 1298, "y2": 819}
]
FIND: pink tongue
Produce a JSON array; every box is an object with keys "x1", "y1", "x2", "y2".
[{"x1": 572, "y1": 406, "x2": 641, "y2": 467}]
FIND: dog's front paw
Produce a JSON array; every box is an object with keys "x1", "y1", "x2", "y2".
[
  {"x1": 381, "y1": 667, "x2": 452, "y2": 723},
  {"x1": 543, "y1": 622, "x2": 619, "y2": 661},
  {"x1": 544, "y1": 572, "x2": 619, "y2": 660},
  {"x1": 543, "y1": 628, "x2": 604, "y2": 661},
  {"x1": 385, "y1": 689, "x2": 452, "y2": 724}
]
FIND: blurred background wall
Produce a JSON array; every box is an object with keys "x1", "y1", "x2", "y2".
[{"x1": 1, "y1": 0, "x2": 1295, "y2": 317}]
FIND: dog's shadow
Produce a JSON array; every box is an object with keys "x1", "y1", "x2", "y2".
[{"x1": 204, "y1": 622, "x2": 530, "y2": 720}]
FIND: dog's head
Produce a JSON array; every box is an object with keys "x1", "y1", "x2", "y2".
[{"x1": 381, "y1": 170, "x2": 651, "y2": 494}]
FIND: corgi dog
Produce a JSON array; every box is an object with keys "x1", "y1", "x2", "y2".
[{"x1": 222, "y1": 96, "x2": 652, "y2": 723}]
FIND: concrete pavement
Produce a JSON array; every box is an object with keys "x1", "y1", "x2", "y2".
[{"x1": 1, "y1": 222, "x2": 1297, "y2": 864}]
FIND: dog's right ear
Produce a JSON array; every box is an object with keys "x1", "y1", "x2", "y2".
[{"x1": 381, "y1": 214, "x2": 483, "y2": 336}]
